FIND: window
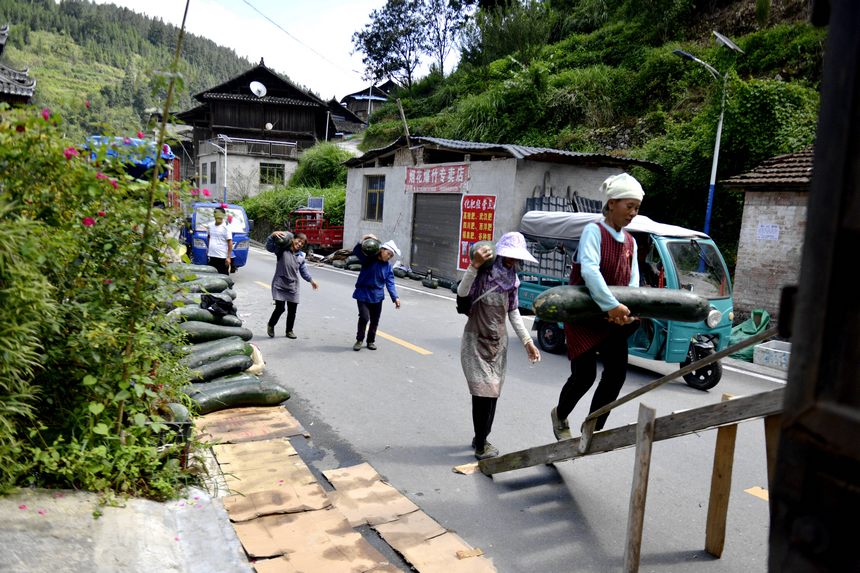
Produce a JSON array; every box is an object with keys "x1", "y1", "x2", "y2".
[
  {"x1": 200, "y1": 163, "x2": 208, "y2": 184},
  {"x1": 365, "y1": 175, "x2": 385, "y2": 221},
  {"x1": 260, "y1": 162, "x2": 285, "y2": 185},
  {"x1": 210, "y1": 162, "x2": 217, "y2": 185}
]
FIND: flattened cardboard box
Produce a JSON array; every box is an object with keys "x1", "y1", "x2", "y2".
[
  {"x1": 223, "y1": 483, "x2": 331, "y2": 522},
  {"x1": 251, "y1": 538, "x2": 397, "y2": 573},
  {"x1": 374, "y1": 511, "x2": 496, "y2": 573},
  {"x1": 323, "y1": 463, "x2": 419, "y2": 526},
  {"x1": 197, "y1": 406, "x2": 305, "y2": 444},
  {"x1": 213, "y1": 439, "x2": 319, "y2": 497},
  {"x1": 234, "y1": 507, "x2": 362, "y2": 559}
]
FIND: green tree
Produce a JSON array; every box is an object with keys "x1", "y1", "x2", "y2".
[
  {"x1": 420, "y1": 0, "x2": 473, "y2": 76},
  {"x1": 460, "y1": 0, "x2": 556, "y2": 66},
  {"x1": 353, "y1": 0, "x2": 429, "y2": 87}
]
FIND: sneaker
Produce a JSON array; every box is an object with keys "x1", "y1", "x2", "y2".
[
  {"x1": 366, "y1": 342, "x2": 377, "y2": 350},
  {"x1": 286, "y1": 331, "x2": 297, "y2": 339},
  {"x1": 471, "y1": 438, "x2": 494, "y2": 450},
  {"x1": 475, "y1": 443, "x2": 499, "y2": 460},
  {"x1": 266, "y1": 325, "x2": 274, "y2": 338},
  {"x1": 551, "y1": 407, "x2": 572, "y2": 441},
  {"x1": 353, "y1": 340, "x2": 362, "y2": 351}
]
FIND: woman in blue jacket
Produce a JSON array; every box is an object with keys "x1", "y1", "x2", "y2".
[{"x1": 352, "y1": 235, "x2": 401, "y2": 351}]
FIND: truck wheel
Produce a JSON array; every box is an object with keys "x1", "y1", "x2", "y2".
[
  {"x1": 681, "y1": 344, "x2": 722, "y2": 391},
  {"x1": 536, "y1": 321, "x2": 566, "y2": 355}
]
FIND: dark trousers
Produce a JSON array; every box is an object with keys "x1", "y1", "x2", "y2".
[
  {"x1": 208, "y1": 257, "x2": 229, "y2": 275},
  {"x1": 472, "y1": 396, "x2": 498, "y2": 451},
  {"x1": 355, "y1": 300, "x2": 383, "y2": 343},
  {"x1": 268, "y1": 300, "x2": 298, "y2": 332},
  {"x1": 557, "y1": 329, "x2": 630, "y2": 431}
]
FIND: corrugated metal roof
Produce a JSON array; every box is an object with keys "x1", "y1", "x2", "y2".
[
  {"x1": 344, "y1": 136, "x2": 662, "y2": 172},
  {"x1": 722, "y1": 147, "x2": 814, "y2": 190},
  {"x1": 201, "y1": 92, "x2": 319, "y2": 107}
]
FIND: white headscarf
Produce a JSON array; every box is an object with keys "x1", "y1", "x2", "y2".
[
  {"x1": 601, "y1": 173, "x2": 644, "y2": 202},
  {"x1": 381, "y1": 240, "x2": 401, "y2": 258}
]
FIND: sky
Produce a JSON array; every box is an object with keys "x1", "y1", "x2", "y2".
[{"x1": 90, "y1": 0, "x2": 393, "y2": 100}]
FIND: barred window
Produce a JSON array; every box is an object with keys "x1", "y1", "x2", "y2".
[
  {"x1": 260, "y1": 163, "x2": 285, "y2": 185},
  {"x1": 365, "y1": 175, "x2": 384, "y2": 221}
]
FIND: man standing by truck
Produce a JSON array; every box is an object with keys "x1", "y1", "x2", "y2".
[{"x1": 206, "y1": 206, "x2": 232, "y2": 275}]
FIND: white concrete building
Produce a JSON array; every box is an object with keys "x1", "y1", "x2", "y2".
[{"x1": 344, "y1": 136, "x2": 661, "y2": 280}]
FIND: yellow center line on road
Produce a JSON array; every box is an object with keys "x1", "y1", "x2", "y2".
[
  {"x1": 376, "y1": 330, "x2": 433, "y2": 355},
  {"x1": 745, "y1": 486, "x2": 769, "y2": 501},
  {"x1": 251, "y1": 278, "x2": 431, "y2": 355}
]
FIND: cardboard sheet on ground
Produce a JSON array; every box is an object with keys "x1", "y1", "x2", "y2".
[
  {"x1": 374, "y1": 511, "x2": 496, "y2": 573},
  {"x1": 323, "y1": 463, "x2": 419, "y2": 526},
  {"x1": 223, "y1": 483, "x2": 331, "y2": 522},
  {"x1": 197, "y1": 406, "x2": 305, "y2": 444},
  {"x1": 234, "y1": 507, "x2": 362, "y2": 559},
  {"x1": 251, "y1": 538, "x2": 396, "y2": 573},
  {"x1": 213, "y1": 438, "x2": 299, "y2": 470},
  {"x1": 213, "y1": 440, "x2": 318, "y2": 489}
]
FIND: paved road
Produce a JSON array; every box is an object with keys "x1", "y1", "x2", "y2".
[{"x1": 235, "y1": 246, "x2": 784, "y2": 573}]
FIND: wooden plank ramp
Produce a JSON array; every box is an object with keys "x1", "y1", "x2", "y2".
[{"x1": 478, "y1": 387, "x2": 784, "y2": 476}]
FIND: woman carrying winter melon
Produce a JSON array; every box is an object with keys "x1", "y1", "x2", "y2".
[
  {"x1": 458, "y1": 232, "x2": 541, "y2": 460},
  {"x1": 551, "y1": 173, "x2": 643, "y2": 441}
]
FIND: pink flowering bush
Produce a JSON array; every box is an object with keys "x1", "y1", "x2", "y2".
[{"x1": 0, "y1": 106, "x2": 193, "y2": 499}]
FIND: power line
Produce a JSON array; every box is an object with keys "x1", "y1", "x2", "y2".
[{"x1": 239, "y1": 0, "x2": 361, "y2": 78}]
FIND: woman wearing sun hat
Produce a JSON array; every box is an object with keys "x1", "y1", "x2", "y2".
[
  {"x1": 551, "y1": 172, "x2": 644, "y2": 441},
  {"x1": 458, "y1": 231, "x2": 542, "y2": 460}
]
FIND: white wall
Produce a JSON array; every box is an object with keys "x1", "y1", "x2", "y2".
[
  {"x1": 197, "y1": 152, "x2": 298, "y2": 203},
  {"x1": 344, "y1": 155, "x2": 627, "y2": 270},
  {"x1": 732, "y1": 191, "x2": 806, "y2": 317}
]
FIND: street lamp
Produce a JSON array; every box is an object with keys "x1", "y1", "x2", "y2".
[
  {"x1": 210, "y1": 134, "x2": 230, "y2": 202},
  {"x1": 673, "y1": 31, "x2": 744, "y2": 236}
]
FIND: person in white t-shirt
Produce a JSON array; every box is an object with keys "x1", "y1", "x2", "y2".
[{"x1": 206, "y1": 207, "x2": 233, "y2": 275}]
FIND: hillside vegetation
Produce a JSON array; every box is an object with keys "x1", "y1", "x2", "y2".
[
  {"x1": 0, "y1": 0, "x2": 254, "y2": 140},
  {"x1": 365, "y1": 0, "x2": 824, "y2": 263},
  {"x1": 0, "y1": 0, "x2": 825, "y2": 265}
]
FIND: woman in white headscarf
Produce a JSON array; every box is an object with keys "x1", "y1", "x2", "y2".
[
  {"x1": 551, "y1": 173, "x2": 644, "y2": 440},
  {"x1": 459, "y1": 232, "x2": 541, "y2": 460}
]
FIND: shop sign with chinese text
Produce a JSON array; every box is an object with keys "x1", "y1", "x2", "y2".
[
  {"x1": 458, "y1": 195, "x2": 496, "y2": 270},
  {"x1": 405, "y1": 164, "x2": 470, "y2": 193}
]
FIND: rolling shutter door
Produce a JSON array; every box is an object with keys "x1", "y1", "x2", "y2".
[{"x1": 410, "y1": 193, "x2": 461, "y2": 280}]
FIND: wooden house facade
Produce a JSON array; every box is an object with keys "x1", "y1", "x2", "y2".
[
  {"x1": 0, "y1": 24, "x2": 35, "y2": 106},
  {"x1": 176, "y1": 59, "x2": 332, "y2": 200},
  {"x1": 340, "y1": 80, "x2": 399, "y2": 122}
]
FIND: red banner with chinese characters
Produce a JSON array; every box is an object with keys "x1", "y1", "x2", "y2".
[
  {"x1": 458, "y1": 195, "x2": 496, "y2": 271},
  {"x1": 405, "y1": 164, "x2": 470, "y2": 193}
]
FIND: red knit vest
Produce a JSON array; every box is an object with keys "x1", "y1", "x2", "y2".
[{"x1": 564, "y1": 223, "x2": 635, "y2": 359}]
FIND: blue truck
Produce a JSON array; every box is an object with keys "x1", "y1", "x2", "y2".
[
  {"x1": 518, "y1": 211, "x2": 734, "y2": 390},
  {"x1": 184, "y1": 202, "x2": 253, "y2": 271}
]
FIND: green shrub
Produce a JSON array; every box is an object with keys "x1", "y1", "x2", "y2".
[
  {"x1": 241, "y1": 186, "x2": 346, "y2": 229},
  {"x1": 736, "y1": 23, "x2": 826, "y2": 86},
  {"x1": 546, "y1": 65, "x2": 635, "y2": 128},
  {"x1": 289, "y1": 142, "x2": 354, "y2": 187},
  {"x1": 0, "y1": 105, "x2": 193, "y2": 499}
]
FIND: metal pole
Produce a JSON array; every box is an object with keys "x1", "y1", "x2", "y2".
[
  {"x1": 704, "y1": 74, "x2": 728, "y2": 236},
  {"x1": 222, "y1": 145, "x2": 227, "y2": 203}
]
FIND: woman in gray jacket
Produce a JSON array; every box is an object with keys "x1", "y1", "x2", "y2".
[{"x1": 265, "y1": 231, "x2": 318, "y2": 338}]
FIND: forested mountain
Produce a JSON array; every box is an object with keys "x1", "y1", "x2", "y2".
[
  {"x1": 1, "y1": 0, "x2": 825, "y2": 264},
  {"x1": 367, "y1": 0, "x2": 823, "y2": 261},
  {"x1": 0, "y1": 0, "x2": 255, "y2": 140}
]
